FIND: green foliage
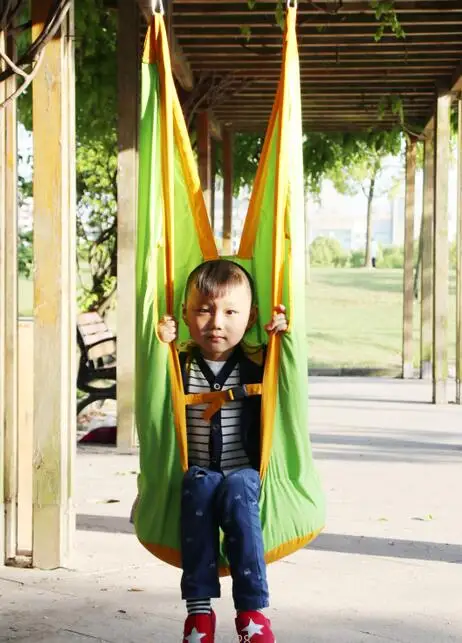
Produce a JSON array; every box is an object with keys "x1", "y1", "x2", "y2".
[
  {"x1": 308, "y1": 242, "x2": 424, "y2": 270},
  {"x1": 310, "y1": 237, "x2": 348, "y2": 268},
  {"x1": 380, "y1": 245, "x2": 403, "y2": 268},
  {"x1": 327, "y1": 130, "x2": 402, "y2": 200},
  {"x1": 75, "y1": 0, "x2": 117, "y2": 145},
  {"x1": 349, "y1": 249, "x2": 366, "y2": 268},
  {"x1": 239, "y1": 25, "x2": 252, "y2": 41},
  {"x1": 378, "y1": 95, "x2": 405, "y2": 126},
  {"x1": 76, "y1": 136, "x2": 118, "y2": 313},
  {"x1": 372, "y1": 0, "x2": 406, "y2": 41},
  {"x1": 18, "y1": 229, "x2": 33, "y2": 278}
]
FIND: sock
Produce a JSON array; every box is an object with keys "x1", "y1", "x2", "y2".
[{"x1": 187, "y1": 598, "x2": 212, "y2": 615}]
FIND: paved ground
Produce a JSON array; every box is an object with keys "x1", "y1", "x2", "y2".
[{"x1": 1, "y1": 377, "x2": 461, "y2": 642}]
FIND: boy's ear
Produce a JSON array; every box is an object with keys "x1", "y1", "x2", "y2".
[
  {"x1": 246, "y1": 305, "x2": 258, "y2": 330},
  {"x1": 182, "y1": 304, "x2": 187, "y2": 325}
]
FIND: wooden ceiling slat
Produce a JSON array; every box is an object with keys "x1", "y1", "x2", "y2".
[
  {"x1": 190, "y1": 68, "x2": 453, "y2": 77},
  {"x1": 179, "y1": 37, "x2": 462, "y2": 48},
  {"x1": 174, "y1": 12, "x2": 462, "y2": 27},
  {"x1": 174, "y1": 1, "x2": 462, "y2": 16},
  {"x1": 178, "y1": 28, "x2": 462, "y2": 39}
]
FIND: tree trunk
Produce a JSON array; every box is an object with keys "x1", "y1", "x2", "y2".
[{"x1": 364, "y1": 164, "x2": 379, "y2": 268}]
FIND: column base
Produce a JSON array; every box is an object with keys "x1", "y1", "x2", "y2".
[
  {"x1": 432, "y1": 380, "x2": 447, "y2": 405},
  {"x1": 420, "y1": 361, "x2": 432, "y2": 380}
]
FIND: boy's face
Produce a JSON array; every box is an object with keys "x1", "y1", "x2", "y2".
[{"x1": 183, "y1": 281, "x2": 256, "y2": 361}]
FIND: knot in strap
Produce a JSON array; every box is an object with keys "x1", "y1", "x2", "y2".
[{"x1": 185, "y1": 384, "x2": 262, "y2": 421}]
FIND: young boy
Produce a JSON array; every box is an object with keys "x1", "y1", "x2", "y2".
[{"x1": 158, "y1": 259, "x2": 287, "y2": 643}]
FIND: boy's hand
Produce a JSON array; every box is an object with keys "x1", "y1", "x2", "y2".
[
  {"x1": 158, "y1": 315, "x2": 178, "y2": 343},
  {"x1": 265, "y1": 304, "x2": 288, "y2": 335}
]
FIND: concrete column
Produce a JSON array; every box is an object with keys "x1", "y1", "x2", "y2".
[
  {"x1": 31, "y1": 0, "x2": 76, "y2": 568},
  {"x1": 3, "y1": 33, "x2": 19, "y2": 564},
  {"x1": 402, "y1": 140, "x2": 416, "y2": 379},
  {"x1": 420, "y1": 121, "x2": 435, "y2": 380},
  {"x1": 0, "y1": 27, "x2": 7, "y2": 564},
  {"x1": 432, "y1": 94, "x2": 451, "y2": 404},
  {"x1": 456, "y1": 97, "x2": 462, "y2": 404},
  {"x1": 117, "y1": 0, "x2": 139, "y2": 450}
]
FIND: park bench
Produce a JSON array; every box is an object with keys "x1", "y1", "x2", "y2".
[{"x1": 77, "y1": 311, "x2": 117, "y2": 415}]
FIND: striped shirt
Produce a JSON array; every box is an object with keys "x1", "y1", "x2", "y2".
[{"x1": 186, "y1": 359, "x2": 251, "y2": 474}]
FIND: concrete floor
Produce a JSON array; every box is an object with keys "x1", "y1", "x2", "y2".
[{"x1": 1, "y1": 377, "x2": 461, "y2": 642}]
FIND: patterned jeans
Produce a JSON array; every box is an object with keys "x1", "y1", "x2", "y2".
[{"x1": 180, "y1": 465, "x2": 270, "y2": 611}]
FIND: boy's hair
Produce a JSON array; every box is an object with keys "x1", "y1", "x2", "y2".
[{"x1": 185, "y1": 259, "x2": 255, "y2": 303}]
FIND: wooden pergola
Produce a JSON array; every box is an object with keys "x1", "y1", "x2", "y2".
[{"x1": 1, "y1": 0, "x2": 461, "y2": 568}]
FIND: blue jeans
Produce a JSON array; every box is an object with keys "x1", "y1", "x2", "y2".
[{"x1": 180, "y1": 466, "x2": 269, "y2": 611}]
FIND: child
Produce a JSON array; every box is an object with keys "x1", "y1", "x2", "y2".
[{"x1": 158, "y1": 259, "x2": 288, "y2": 643}]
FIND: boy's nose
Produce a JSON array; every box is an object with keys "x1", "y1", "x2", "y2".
[{"x1": 211, "y1": 312, "x2": 224, "y2": 328}]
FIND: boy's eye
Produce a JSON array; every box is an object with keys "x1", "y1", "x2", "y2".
[
  {"x1": 227, "y1": 310, "x2": 238, "y2": 315},
  {"x1": 196, "y1": 307, "x2": 210, "y2": 313}
]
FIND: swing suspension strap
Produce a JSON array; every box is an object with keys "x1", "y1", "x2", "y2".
[{"x1": 185, "y1": 384, "x2": 263, "y2": 421}]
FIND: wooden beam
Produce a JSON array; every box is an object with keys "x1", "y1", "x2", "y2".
[
  {"x1": 117, "y1": 0, "x2": 138, "y2": 451},
  {"x1": 136, "y1": 0, "x2": 194, "y2": 91},
  {"x1": 197, "y1": 111, "x2": 212, "y2": 219},
  {"x1": 31, "y1": 0, "x2": 76, "y2": 568},
  {"x1": 420, "y1": 120, "x2": 435, "y2": 380},
  {"x1": 3, "y1": 32, "x2": 19, "y2": 563},
  {"x1": 457, "y1": 97, "x2": 462, "y2": 404},
  {"x1": 402, "y1": 140, "x2": 417, "y2": 379},
  {"x1": 432, "y1": 93, "x2": 451, "y2": 404},
  {"x1": 222, "y1": 128, "x2": 234, "y2": 256}
]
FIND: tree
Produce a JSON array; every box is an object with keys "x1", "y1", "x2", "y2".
[{"x1": 326, "y1": 132, "x2": 402, "y2": 267}]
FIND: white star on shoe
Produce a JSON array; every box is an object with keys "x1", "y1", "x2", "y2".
[
  {"x1": 185, "y1": 628, "x2": 207, "y2": 643},
  {"x1": 242, "y1": 618, "x2": 265, "y2": 638}
]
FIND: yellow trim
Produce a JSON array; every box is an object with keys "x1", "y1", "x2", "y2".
[
  {"x1": 259, "y1": 10, "x2": 298, "y2": 479},
  {"x1": 173, "y1": 95, "x2": 218, "y2": 261},
  {"x1": 238, "y1": 86, "x2": 281, "y2": 259},
  {"x1": 140, "y1": 527, "x2": 324, "y2": 577}
]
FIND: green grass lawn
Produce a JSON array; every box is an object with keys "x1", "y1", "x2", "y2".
[
  {"x1": 19, "y1": 267, "x2": 457, "y2": 372},
  {"x1": 306, "y1": 268, "x2": 457, "y2": 371}
]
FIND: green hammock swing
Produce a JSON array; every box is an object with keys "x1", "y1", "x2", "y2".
[{"x1": 134, "y1": 4, "x2": 325, "y2": 573}]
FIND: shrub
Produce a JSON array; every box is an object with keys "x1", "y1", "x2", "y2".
[
  {"x1": 380, "y1": 246, "x2": 404, "y2": 269},
  {"x1": 310, "y1": 236, "x2": 348, "y2": 267},
  {"x1": 349, "y1": 249, "x2": 365, "y2": 267}
]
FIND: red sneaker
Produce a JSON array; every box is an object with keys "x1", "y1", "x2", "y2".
[
  {"x1": 183, "y1": 611, "x2": 216, "y2": 643},
  {"x1": 235, "y1": 611, "x2": 275, "y2": 642}
]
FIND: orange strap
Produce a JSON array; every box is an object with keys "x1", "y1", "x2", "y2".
[{"x1": 185, "y1": 384, "x2": 263, "y2": 421}]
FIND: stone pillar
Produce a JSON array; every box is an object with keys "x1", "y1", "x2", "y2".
[
  {"x1": 420, "y1": 121, "x2": 435, "y2": 380},
  {"x1": 402, "y1": 140, "x2": 416, "y2": 379},
  {"x1": 31, "y1": 0, "x2": 76, "y2": 568},
  {"x1": 116, "y1": 0, "x2": 139, "y2": 450},
  {"x1": 456, "y1": 97, "x2": 462, "y2": 404},
  {"x1": 432, "y1": 94, "x2": 451, "y2": 404}
]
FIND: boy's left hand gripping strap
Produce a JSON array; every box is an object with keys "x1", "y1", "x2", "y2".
[{"x1": 185, "y1": 384, "x2": 262, "y2": 421}]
